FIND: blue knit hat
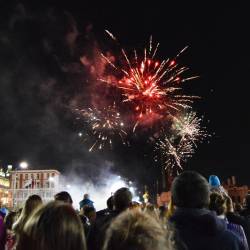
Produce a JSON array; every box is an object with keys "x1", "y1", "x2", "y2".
[
  {"x1": 0, "y1": 207, "x2": 8, "y2": 217},
  {"x1": 209, "y1": 175, "x2": 221, "y2": 187}
]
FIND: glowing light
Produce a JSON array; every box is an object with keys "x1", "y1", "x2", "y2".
[
  {"x1": 155, "y1": 135, "x2": 194, "y2": 173},
  {"x1": 49, "y1": 177, "x2": 55, "y2": 182},
  {"x1": 173, "y1": 111, "x2": 209, "y2": 147},
  {"x1": 19, "y1": 161, "x2": 28, "y2": 169},
  {"x1": 100, "y1": 33, "x2": 199, "y2": 131},
  {"x1": 75, "y1": 103, "x2": 127, "y2": 152}
]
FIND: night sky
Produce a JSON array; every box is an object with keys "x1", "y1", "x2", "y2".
[{"x1": 0, "y1": 1, "x2": 250, "y2": 191}]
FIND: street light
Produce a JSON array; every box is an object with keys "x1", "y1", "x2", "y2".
[{"x1": 19, "y1": 161, "x2": 28, "y2": 169}]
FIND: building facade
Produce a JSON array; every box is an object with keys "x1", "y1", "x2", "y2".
[
  {"x1": 0, "y1": 176, "x2": 12, "y2": 207},
  {"x1": 223, "y1": 176, "x2": 249, "y2": 204},
  {"x1": 10, "y1": 169, "x2": 60, "y2": 207}
]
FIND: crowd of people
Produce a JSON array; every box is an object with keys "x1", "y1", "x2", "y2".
[{"x1": 0, "y1": 171, "x2": 250, "y2": 250}]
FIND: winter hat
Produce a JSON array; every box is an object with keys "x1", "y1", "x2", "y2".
[
  {"x1": 0, "y1": 207, "x2": 8, "y2": 217},
  {"x1": 209, "y1": 175, "x2": 221, "y2": 187}
]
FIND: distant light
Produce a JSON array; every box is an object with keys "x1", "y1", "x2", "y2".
[
  {"x1": 49, "y1": 177, "x2": 55, "y2": 182},
  {"x1": 118, "y1": 176, "x2": 121, "y2": 179},
  {"x1": 7, "y1": 165, "x2": 12, "y2": 170},
  {"x1": 20, "y1": 162, "x2": 28, "y2": 169},
  {"x1": 78, "y1": 132, "x2": 83, "y2": 137},
  {"x1": 66, "y1": 184, "x2": 71, "y2": 189},
  {"x1": 129, "y1": 181, "x2": 133, "y2": 185}
]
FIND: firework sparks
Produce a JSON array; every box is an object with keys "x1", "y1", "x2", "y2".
[
  {"x1": 172, "y1": 111, "x2": 209, "y2": 146},
  {"x1": 76, "y1": 103, "x2": 127, "y2": 152},
  {"x1": 100, "y1": 32, "x2": 199, "y2": 130},
  {"x1": 155, "y1": 135, "x2": 194, "y2": 173}
]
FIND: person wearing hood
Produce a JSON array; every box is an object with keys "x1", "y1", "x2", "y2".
[{"x1": 169, "y1": 171, "x2": 245, "y2": 250}]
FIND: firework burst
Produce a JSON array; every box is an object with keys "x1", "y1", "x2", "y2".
[
  {"x1": 100, "y1": 31, "x2": 199, "y2": 131},
  {"x1": 75, "y1": 103, "x2": 127, "y2": 152},
  {"x1": 172, "y1": 111, "x2": 209, "y2": 147},
  {"x1": 154, "y1": 135, "x2": 194, "y2": 173}
]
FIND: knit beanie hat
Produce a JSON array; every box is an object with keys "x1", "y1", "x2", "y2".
[{"x1": 209, "y1": 175, "x2": 221, "y2": 187}]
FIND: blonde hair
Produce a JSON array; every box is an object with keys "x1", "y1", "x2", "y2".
[
  {"x1": 166, "y1": 198, "x2": 175, "y2": 219},
  {"x1": 16, "y1": 201, "x2": 86, "y2": 250},
  {"x1": 13, "y1": 194, "x2": 42, "y2": 236},
  {"x1": 103, "y1": 210, "x2": 171, "y2": 250}
]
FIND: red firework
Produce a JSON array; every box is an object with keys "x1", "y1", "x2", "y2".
[{"x1": 100, "y1": 32, "x2": 199, "y2": 131}]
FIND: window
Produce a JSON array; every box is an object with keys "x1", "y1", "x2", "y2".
[
  {"x1": 52, "y1": 173, "x2": 55, "y2": 177},
  {"x1": 51, "y1": 183, "x2": 55, "y2": 188},
  {"x1": 25, "y1": 174, "x2": 28, "y2": 179},
  {"x1": 37, "y1": 173, "x2": 39, "y2": 179},
  {"x1": 46, "y1": 182, "x2": 49, "y2": 188},
  {"x1": 36, "y1": 182, "x2": 40, "y2": 188},
  {"x1": 47, "y1": 173, "x2": 50, "y2": 179}
]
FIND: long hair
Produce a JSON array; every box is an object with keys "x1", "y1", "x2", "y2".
[
  {"x1": 16, "y1": 201, "x2": 86, "y2": 250},
  {"x1": 13, "y1": 194, "x2": 42, "y2": 235}
]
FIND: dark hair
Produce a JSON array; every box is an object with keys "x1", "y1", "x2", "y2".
[
  {"x1": 171, "y1": 171, "x2": 210, "y2": 209},
  {"x1": 107, "y1": 196, "x2": 114, "y2": 210},
  {"x1": 245, "y1": 195, "x2": 250, "y2": 209},
  {"x1": 114, "y1": 187, "x2": 132, "y2": 211},
  {"x1": 4, "y1": 211, "x2": 18, "y2": 230},
  {"x1": 16, "y1": 201, "x2": 86, "y2": 250},
  {"x1": 209, "y1": 193, "x2": 226, "y2": 215},
  {"x1": 84, "y1": 206, "x2": 95, "y2": 215},
  {"x1": 103, "y1": 210, "x2": 170, "y2": 250},
  {"x1": 54, "y1": 191, "x2": 73, "y2": 204}
]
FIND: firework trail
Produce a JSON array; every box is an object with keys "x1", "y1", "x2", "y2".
[
  {"x1": 100, "y1": 31, "x2": 199, "y2": 131},
  {"x1": 75, "y1": 103, "x2": 127, "y2": 151},
  {"x1": 172, "y1": 111, "x2": 209, "y2": 147},
  {"x1": 154, "y1": 135, "x2": 194, "y2": 173}
]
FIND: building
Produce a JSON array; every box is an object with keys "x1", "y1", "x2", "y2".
[
  {"x1": 223, "y1": 176, "x2": 249, "y2": 204},
  {"x1": 10, "y1": 169, "x2": 60, "y2": 207},
  {"x1": 0, "y1": 167, "x2": 12, "y2": 207},
  {"x1": 0, "y1": 176, "x2": 12, "y2": 208}
]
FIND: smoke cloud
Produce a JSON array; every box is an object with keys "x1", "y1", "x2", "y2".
[{"x1": 60, "y1": 163, "x2": 140, "y2": 210}]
